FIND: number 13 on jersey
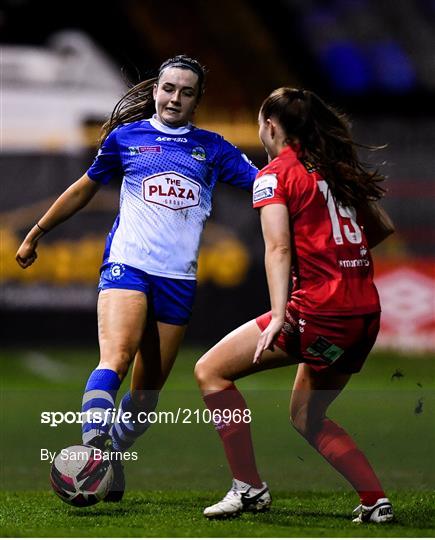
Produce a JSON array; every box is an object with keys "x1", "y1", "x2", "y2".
[{"x1": 317, "y1": 180, "x2": 362, "y2": 245}]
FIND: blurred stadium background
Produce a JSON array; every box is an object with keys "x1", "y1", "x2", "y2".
[
  {"x1": 1, "y1": 3, "x2": 434, "y2": 530},
  {"x1": 1, "y1": 0, "x2": 434, "y2": 350},
  {"x1": 1, "y1": 0, "x2": 434, "y2": 349}
]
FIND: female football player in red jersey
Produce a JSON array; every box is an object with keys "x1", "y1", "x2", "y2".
[
  {"x1": 15, "y1": 55, "x2": 258, "y2": 502},
  {"x1": 195, "y1": 87, "x2": 395, "y2": 522}
]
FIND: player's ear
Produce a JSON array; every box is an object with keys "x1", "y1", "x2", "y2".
[
  {"x1": 152, "y1": 83, "x2": 158, "y2": 100},
  {"x1": 267, "y1": 119, "x2": 276, "y2": 139}
]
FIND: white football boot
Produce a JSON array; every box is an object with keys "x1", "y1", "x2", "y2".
[
  {"x1": 204, "y1": 479, "x2": 271, "y2": 518},
  {"x1": 352, "y1": 497, "x2": 394, "y2": 523}
]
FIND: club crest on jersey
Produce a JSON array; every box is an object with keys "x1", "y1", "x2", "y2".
[
  {"x1": 253, "y1": 173, "x2": 277, "y2": 203},
  {"x1": 109, "y1": 263, "x2": 125, "y2": 280},
  {"x1": 143, "y1": 171, "x2": 201, "y2": 210},
  {"x1": 191, "y1": 146, "x2": 206, "y2": 161},
  {"x1": 129, "y1": 146, "x2": 161, "y2": 155}
]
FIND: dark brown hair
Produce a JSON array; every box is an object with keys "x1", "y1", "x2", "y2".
[
  {"x1": 99, "y1": 55, "x2": 206, "y2": 145},
  {"x1": 260, "y1": 88, "x2": 386, "y2": 207}
]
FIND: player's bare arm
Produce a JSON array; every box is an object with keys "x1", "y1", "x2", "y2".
[
  {"x1": 358, "y1": 200, "x2": 395, "y2": 248},
  {"x1": 254, "y1": 203, "x2": 291, "y2": 364},
  {"x1": 16, "y1": 174, "x2": 100, "y2": 268}
]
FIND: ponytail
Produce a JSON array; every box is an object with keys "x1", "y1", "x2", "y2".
[
  {"x1": 99, "y1": 78, "x2": 156, "y2": 145},
  {"x1": 260, "y1": 88, "x2": 386, "y2": 207}
]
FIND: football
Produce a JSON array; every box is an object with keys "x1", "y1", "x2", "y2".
[{"x1": 50, "y1": 444, "x2": 113, "y2": 507}]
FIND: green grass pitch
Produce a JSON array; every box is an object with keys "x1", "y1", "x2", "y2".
[{"x1": 1, "y1": 346, "x2": 434, "y2": 537}]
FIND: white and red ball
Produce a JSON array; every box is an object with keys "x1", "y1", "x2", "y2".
[{"x1": 50, "y1": 444, "x2": 113, "y2": 507}]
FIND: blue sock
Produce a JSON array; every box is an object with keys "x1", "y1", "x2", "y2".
[
  {"x1": 110, "y1": 390, "x2": 159, "y2": 451},
  {"x1": 81, "y1": 368, "x2": 121, "y2": 444}
]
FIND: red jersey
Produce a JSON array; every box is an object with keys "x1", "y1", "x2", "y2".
[{"x1": 253, "y1": 145, "x2": 380, "y2": 316}]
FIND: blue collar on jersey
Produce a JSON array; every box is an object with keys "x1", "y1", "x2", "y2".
[{"x1": 150, "y1": 115, "x2": 193, "y2": 135}]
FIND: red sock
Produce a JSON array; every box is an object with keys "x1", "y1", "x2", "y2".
[
  {"x1": 310, "y1": 418, "x2": 385, "y2": 506},
  {"x1": 203, "y1": 384, "x2": 262, "y2": 488}
]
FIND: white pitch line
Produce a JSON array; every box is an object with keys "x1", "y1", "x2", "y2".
[{"x1": 21, "y1": 351, "x2": 71, "y2": 382}]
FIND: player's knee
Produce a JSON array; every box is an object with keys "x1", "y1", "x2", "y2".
[
  {"x1": 98, "y1": 349, "x2": 134, "y2": 380},
  {"x1": 194, "y1": 359, "x2": 208, "y2": 387},
  {"x1": 194, "y1": 356, "x2": 219, "y2": 390}
]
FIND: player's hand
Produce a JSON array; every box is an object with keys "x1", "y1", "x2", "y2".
[
  {"x1": 253, "y1": 316, "x2": 284, "y2": 364},
  {"x1": 16, "y1": 239, "x2": 38, "y2": 268}
]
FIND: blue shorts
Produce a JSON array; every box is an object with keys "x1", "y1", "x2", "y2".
[{"x1": 98, "y1": 262, "x2": 196, "y2": 326}]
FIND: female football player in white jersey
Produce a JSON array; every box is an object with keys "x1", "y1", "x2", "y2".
[{"x1": 16, "y1": 55, "x2": 258, "y2": 501}]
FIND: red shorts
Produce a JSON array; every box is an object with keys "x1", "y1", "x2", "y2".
[{"x1": 256, "y1": 304, "x2": 380, "y2": 374}]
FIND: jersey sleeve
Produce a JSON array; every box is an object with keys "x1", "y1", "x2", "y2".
[
  {"x1": 87, "y1": 129, "x2": 122, "y2": 185},
  {"x1": 252, "y1": 167, "x2": 288, "y2": 209},
  {"x1": 217, "y1": 138, "x2": 258, "y2": 191}
]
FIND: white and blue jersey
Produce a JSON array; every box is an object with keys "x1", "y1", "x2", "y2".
[{"x1": 87, "y1": 115, "x2": 257, "y2": 280}]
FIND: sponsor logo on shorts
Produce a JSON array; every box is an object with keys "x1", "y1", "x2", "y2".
[
  {"x1": 191, "y1": 146, "x2": 206, "y2": 161},
  {"x1": 129, "y1": 146, "x2": 162, "y2": 155},
  {"x1": 109, "y1": 263, "x2": 125, "y2": 280},
  {"x1": 253, "y1": 174, "x2": 277, "y2": 203},
  {"x1": 143, "y1": 171, "x2": 201, "y2": 210},
  {"x1": 306, "y1": 336, "x2": 344, "y2": 364}
]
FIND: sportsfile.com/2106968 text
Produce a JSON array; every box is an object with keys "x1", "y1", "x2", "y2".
[{"x1": 40, "y1": 408, "x2": 252, "y2": 427}]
